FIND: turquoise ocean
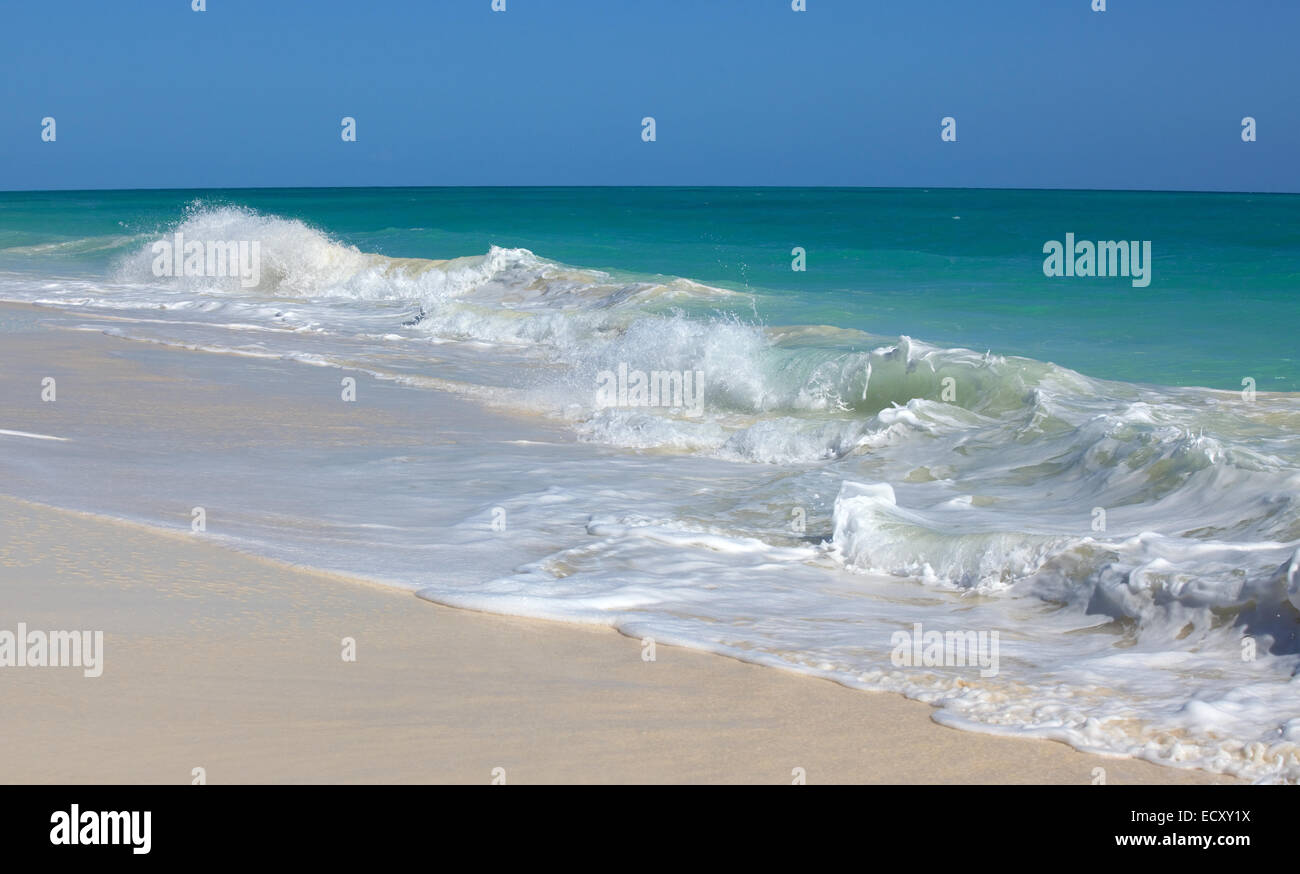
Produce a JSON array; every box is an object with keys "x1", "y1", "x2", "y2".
[{"x1": 3, "y1": 187, "x2": 1297, "y2": 389}]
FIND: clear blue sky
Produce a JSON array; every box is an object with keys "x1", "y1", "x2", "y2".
[{"x1": 3, "y1": 0, "x2": 1297, "y2": 192}]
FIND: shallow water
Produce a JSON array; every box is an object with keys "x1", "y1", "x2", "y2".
[{"x1": 1, "y1": 188, "x2": 1297, "y2": 781}]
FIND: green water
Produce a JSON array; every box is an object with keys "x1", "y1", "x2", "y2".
[{"x1": 1, "y1": 186, "x2": 1296, "y2": 390}]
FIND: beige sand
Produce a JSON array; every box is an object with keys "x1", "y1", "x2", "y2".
[
  {"x1": 0, "y1": 495, "x2": 1230, "y2": 784},
  {"x1": 0, "y1": 310, "x2": 1233, "y2": 784}
]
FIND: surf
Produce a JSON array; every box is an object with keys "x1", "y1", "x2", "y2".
[{"x1": 2, "y1": 199, "x2": 1298, "y2": 781}]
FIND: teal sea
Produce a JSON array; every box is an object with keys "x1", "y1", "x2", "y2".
[{"x1": 1, "y1": 186, "x2": 1297, "y2": 390}]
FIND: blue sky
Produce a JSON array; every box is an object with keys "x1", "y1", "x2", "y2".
[{"x1": 2, "y1": 0, "x2": 1297, "y2": 192}]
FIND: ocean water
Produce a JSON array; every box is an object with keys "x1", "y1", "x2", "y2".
[{"x1": 1, "y1": 187, "x2": 1298, "y2": 781}]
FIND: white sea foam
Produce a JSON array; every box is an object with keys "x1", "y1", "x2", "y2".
[{"x1": 2, "y1": 205, "x2": 1298, "y2": 781}]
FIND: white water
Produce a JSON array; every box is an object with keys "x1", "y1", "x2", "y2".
[{"x1": 2, "y1": 206, "x2": 1297, "y2": 782}]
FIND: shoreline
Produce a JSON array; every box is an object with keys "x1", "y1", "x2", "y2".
[
  {"x1": 0, "y1": 493, "x2": 1232, "y2": 784},
  {"x1": 0, "y1": 305, "x2": 1243, "y2": 784}
]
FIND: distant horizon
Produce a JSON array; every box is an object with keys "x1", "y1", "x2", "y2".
[{"x1": 4, "y1": 183, "x2": 1298, "y2": 197}]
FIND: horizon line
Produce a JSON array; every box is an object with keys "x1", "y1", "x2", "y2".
[{"x1": 1, "y1": 183, "x2": 1296, "y2": 197}]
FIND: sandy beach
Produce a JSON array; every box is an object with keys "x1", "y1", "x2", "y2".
[
  {"x1": 0, "y1": 495, "x2": 1232, "y2": 784},
  {"x1": 0, "y1": 309, "x2": 1233, "y2": 784}
]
